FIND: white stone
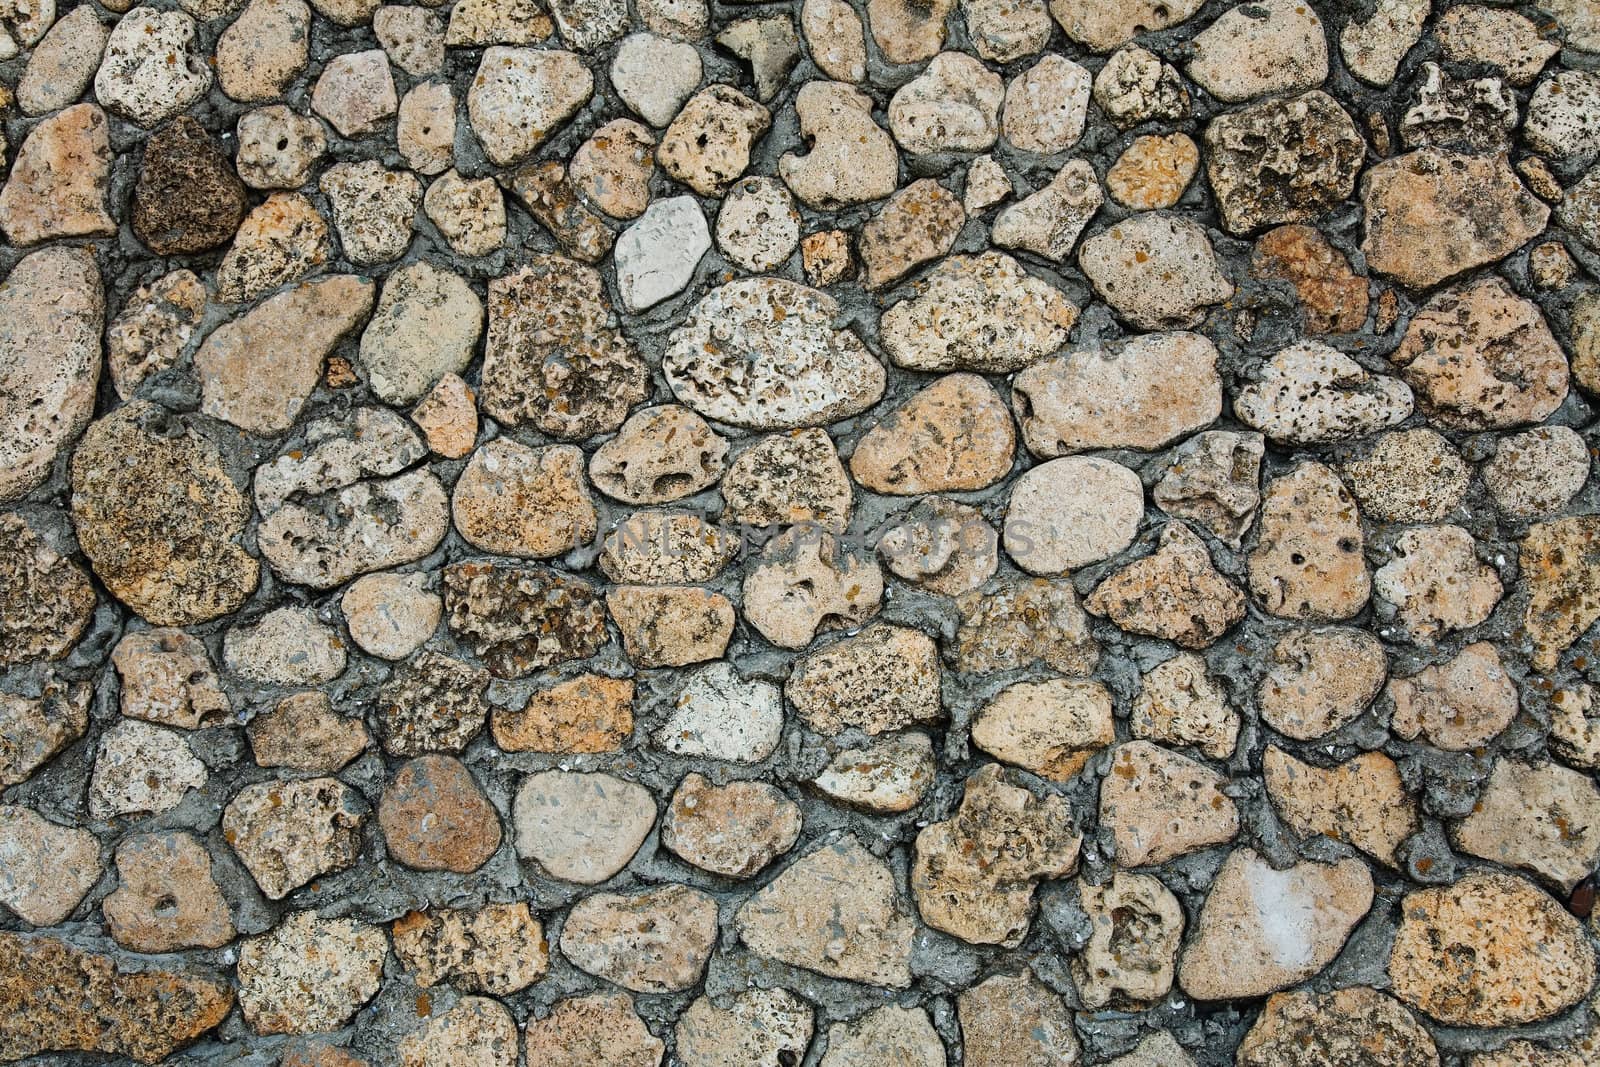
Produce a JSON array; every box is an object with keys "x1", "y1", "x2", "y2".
[
  {"x1": 94, "y1": 8, "x2": 211, "y2": 126},
  {"x1": 615, "y1": 195, "x2": 711, "y2": 311},
  {"x1": 1005, "y1": 457, "x2": 1143, "y2": 574},
  {"x1": 611, "y1": 32, "x2": 701, "y2": 127},
  {"x1": 654, "y1": 661, "x2": 784, "y2": 763}
]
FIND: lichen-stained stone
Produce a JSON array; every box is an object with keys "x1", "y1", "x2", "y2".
[
  {"x1": 970, "y1": 677, "x2": 1113, "y2": 781},
  {"x1": 1263, "y1": 746, "x2": 1417, "y2": 866},
  {"x1": 466, "y1": 46, "x2": 593, "y2": 166},
  {"x1": 112, "y1": 629, "x2": 228, "y2": 729},
  {"x1": 880, "y1": 252, "x2": 1077, "y2": 373},
  {"x1": 1361, "y1": 148, "x2": 1549, "y2": 290},
  {"x1": 71, "y1": 401, "x2": 260, "y2": 627},
  {"x1": 247, "y1": 692, "x2": 370, "y2": 772},
  {"x1": 217, "y1": 0, "x2": 312, "y2": 102},
  {"x1": 0, "y1": 680, "x2": 90, "y2": 788},
  {"x1": 0, "y1": 514, "x2": 93, "y2": 671},
  {"x1": 1523, "y1": 516, "x2": 1600, "y2": 671},
  {"x1": 0, "y1": 933, "x2": 233, "y2": 1064},
  {"x1": 1339, "y1": 0, "x2": 1425, "y2": 85},
  {"x1": 1483, "y1": 426, "x2": 1590, "y2": 519},
  {"x1": 194, "y1": 275, "x2": 375, "y2": 435},
  {"x1": 1452, "y1": 759, "x2": 1600, "y2": 893},
  {"x1": 482, "y1": 255, "x2": 648, "y2": 439},
  {"x1": 1203, "y1": 91, "x2": 1363, "y2": 234},
  {"x1": 857, "y1": 178, "x2": 965, "y2": 290},
  {"x1": 524, "y1": 993, "x2": 665, "y2": 1066},
  {"x1": 398, "y1": 997, "x2": 518, "y2": 1067},
  {"x1": 1178, "y1": 848, "x2": 1374, "y2": 1000},
  {"x1": 1087, "y1": 523, "x2": 1246, "y2": 648},
  {"x1": 1152, "y1": 430, "x2": 1264, "y2": 547},
  {"x1": 1001, "y1": 54, "x2": 1090, "y2": 154},
  {"x1": 787, "y1": 623, "x2": 941, "y2": 735},
  {"x1": 850, "y1": 373, "x2": 1014, "y2": 493},
  {"x1": 958, "y1": 971, "x2": 1080, "y2": 1064},
  {"x1": 1247, "y1": 462, "x2": 1370, "y2": 622},
  {"x1": 1236, "y1": 987, "x2": 1440, "y2": 1067},
  {"x1": 0, "y1": 248, "x2": 102, "y2": 503},
  {"x1": 425, "y1": 170, "x2": 506, "y2": 257},
  {"x1": 104, "y1": 830, "x2": 235, "y2": 952},
  {"x1": 1259, "y1": 626, "x2": 1387, "y2": 740},
  {"x1": 1101, "y1": 741, "x2": 1239, "y2": 867},
  {"x1": 1079, "y1": 214, "x2": 1234, "y2": 330},
  {"x1": 1094, "y1": 45, "x2": 1189, "y2": 126},
  {"x1": 662, "y1": 773, "x2": 802, "y2": 877},
  {"x1": 358, "y1": 260, "x2": 483, "y2": 405},
  {"x1": 493, "y1": 673, "x2": 633, "y2": 753},
  {"x1": 779, "y1": 81, "x2": 897, "y2": 209},
  {"x1": 512, "y1": 769, "x2": 656, "y2": 883},
  {"x1": 1014, "y1": 332, "x2": 1219, "y2": 456},
  {"x1": 94, "y1": 8, "x2": 211, "y2": 126},
  {"x1": 237, "y1": 911, "x2": 387, "y2": 1035},
  {"x1": 507, "y1": 160, "x2": 616, "y2": 264},
  {"x1": 1235, "y1": 342, "x2": 1413, "y2": 445},
  {"x1": 590, "y1": 405, "x2": 727, "y2": 504},
  {"x1": 606, "y1": 585, "x2": 735, "y2": 667},
  {"x1": 743, "y1": 529, "x2": 882, "y2": 648},
  {"x1": 380, "y1": 755, "x2": 502, "y2": 873},
  {"x1": 0, "y1": 806, "x2": 101, "y2": 926},
  {"x1": 658, "y1": 85, "x2": 771, "y2": 196},
  {"x1": 1251, "y1": 224, "x2": 1369, "y2": 334},
  {"x1": 222, "y1": 777, "x2": 366, "y2": 899},
  {"x1": 561, "y1": 884, "x2": 719, "y2": 992},
  {"x1": 1389, "y1": 871, "x2": 1596, "y2": 1026},
  {"x1": 736, "y1": 835, "x2": 915, "y2": 987},
  {"x1": 991, "y1": 158, "x2": 1103, "y2": 261},
  {"x1": 1339, "y1": 428, "x2": 1471, "y2": 524},
  {"x1": 1187, "y1": 0, "x2": 1327, "y2": 102},
  {"x1": 391, "y1": 901, "x2": 549, "y2": 994},
  {"x1": 1388, "y1": 276, "x2": 1568, "y2": 430},
  {"x1": 820, "y1": 1005, "x2": 944, "y2": 1066},
  {"x1": 600, "y1": 513, "x2": 737, "y2": 585},
  {"x1": 447, "y1": 0, "x2": 555, "y2": 46},
  {"x1": 655, "y1": 661, "x2": 784, "y2": 763},
  {"x1": 1388, "y1": 641, "x2": 1518, "y2": 751},
  {"x1": 677, "y1": 988, "x2": 814, "y2": 1067},
  {"x1": 375, "y1": 650, "x2": 488, "y2": 756},
  {"x1": 453, "y1": 440, "x2": 596, "y2": 557},
  {"x1": 1074, "y1": 871, "x2": 1184, "y2": 1009},
  {"x1": 888, "y1": 52, "x2": 1002, "y2": 154},
  {"x1": 1105, "y1": 132, "x2": 1198, "y2": 210},
  {"x1": 913, "y1": 764, "x2": 1081, "y2": 945},
  {"x1": 1048, "y1": 0, "x2": 1203, "y2": 51},
  {"x1": 955, "y1": 578, "x2": 1100, "y2": 675},
  {"x1": 107, "y1": 270, "x2": 207, "y2": 400},
  {"x1": 216, "y1": 193, "x2": 332, "y2": 304},
  {"x1": 723, "y1": 429, "x2": 853, "y2": 531},
  {"x1": 664, "y1": 278, "x2": 885, "y2": 429},
  {"x1": 320, "y1": 161, "x2": 421, "y2": 265},
  {"x1": 571, "y1": 119, "x2": 656, "y2": 219},
  {"x1": 1374, "y1": 525, "x2": 1503, "y2": 643},
  {"x1": 1004, "y1": 456, "x2": 1142, "y2": 574}
]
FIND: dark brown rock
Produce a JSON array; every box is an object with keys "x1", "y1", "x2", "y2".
[
  {"x1": 380, "y1": 755, "x2": 503, "y2": 873},
  {"x1": 131, "y1": 118, "x2": 247, "y2": 255},
  {"x1": 444, "y1": 560, "x2": 609, "y2": 677}
]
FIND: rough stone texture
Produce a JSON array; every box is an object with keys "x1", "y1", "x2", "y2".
[
  {"x1": 1237, "y1": 987, "x2": 1440, "y2": 1067},
  {"x1": 1248, "y1": 462, "x2": 1370, "y2": 622},
  {"x1": 850, "y1": 373, "x2": 1014, "y2": 493},
  {"x1": 1075, "y1": 871, "x2": 1185, "y2": 1008},
  {"x1": 1086, "y1": 522, "x2": 1247, "y2": 648},
  {"x1": 1259, "y1": 626, "x2": 1387, "y2": 739},
  {"x1": 1453, "y1": 759, "x2": 1600, "y2": 893},
  {"x1": 380, "y1": 754, "x2": 502, "y2": 872},
  {"x1": 524, "y1": 993, "x2": 665, "y2": 1066},
  {"x1": 1101, "y1": 741, "x2": 1239, "y2": 867},
  {"x1": 1235, "y1": 342, "x2": 1412, "y2": 445},
  {"x1": 560, "y1": 884, "x2": 719, "y2": 992},
  {"x1": 513, "y1": 770, "x2": 656, "y2": 883},
  {"x1": 1005, "y1": 456, "x2": 1142, "y2": 574},
  {"x1": 391, "y1": 902, "x2": 548, "y2": 994},
  {"x1": 1204, "y1": 91, "x2": 1363, "y2": 235},
  {"x1": 104, "y1": 830, "x2": 234, "y2": 952},
  {"x1": 0, "y1": 806, "x2": 101, "y2": 926},
  {"x1": 1080, "y1": 213, "x2": 1234, "y2": 330},
  {"x1": 1388, "y1": 642, "x2": 1519, "y2": 751},
  {"x1": 223, "y1": 777, "x2": 365, "y2": 899},
  {"x1": 661, "y1": 772, "x2": 803, "y2": 876},
  {"x1": 786, "y1": 624, "x2": 942, "y2": 735},
  {"x1": 237, "y1": 911, "x2": 386, "y2": 1035},
  {"x1": 971, "y1": 677, "x2": 1113, "y2": 780},
  {"x1": 1264, "y1": 746, "x2": 1417, "y2": 866}
]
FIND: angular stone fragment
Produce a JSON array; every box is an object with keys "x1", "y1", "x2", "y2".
[
  {"x1": 1390, "y1": 871, "x2": 1595, "y2": 1026},
  {"x1": 779, "y1": 82, "x2": 897, "y2": 208},
  {"x1": 493, "y1": 673, "x2": 632, "y2": 753},
  {"x1": 1340, "y1": 0, "x2": 1425, "y2": 85},
  {"x1": 590, "y1": 405, "x2": 727, "y2": 504},
  {"x1": 216, "y1": 193, "x2": 331, "y2": 304},
  {"x1": 881, "y1": 253, "x2": 1076, "y2": 374},
  {"x1": 971, "y1": 678, "x2": 1113, "y2": 780},
  {"x1": 888, "y1": 53, "x2": 1002, "y2": 155},
  {"x1": 196, "y1": 275, "x2": 375, "y2": 435},
  {"x1": 1179, "y1": 848, "x2": 1374, "y2": 1000},
  {"x1": 524, "y1": 993, "x2": 664, "y2": 1066},
  {"x1": 665, "y1": 278, "x2": 884, "y2": 429},
  {"x1": 0, "y1": 933, "x2": 232, "y2": 1064},
  {"x1": 813, "y1": 732, "x2": 935, "y2": 813},
  {"x1": 1260, "y1": 626, "x2": 1386, "y2": 739},
  {"x1": 1005, "y1": 456, "x2": 1141, "y2": 574},
  {"x1": 955, "y1": 578, "x2": 1099, "y2": 675},
  {"x1": 717, "y1": 16, "x2": 798, "y2": 101},
  {"x1": 0, "y1": 806, "x2": 100, "y2": 926},
  {"x1": 820, "y1": 1006, "x2": 943, "y2": 1066},
  {"x1": 375, "y1": 4, "x2": 445, "y2": 74},
  {"x1": 1389, "y1": 641, "x2": 1517, "y2": 750},
  {"x1": 311, "y1": 50, "x2": 395, "y2": 138},
  {"x1": 736, "y1": 836, "x2": 915, "y2": 987},
  {"x1": 656, "y1": 662, "x2": 784, "y2": 763},
  {"x1": 1523, "y1": 517, "x2": 1600, "y2": 670},
  {"x1": 858, "y1": 179, "x2": 964, "y2": 290},
  {"x1": 1101, "y1": 742, "x2": 1239, "y2": 867},
  {"x1": 1048, "y1": 0, "x2": 1202, "y2": 51},
  {"x1": 320, "y1": 161, "x2": 421, "y2": 265},
  {"x1": 610, "y1": 31, "x2": 700, "y2": 127},
  {"x1": 1453, "y1": 759, "x2": 1600, "y2": 892},
  {"x1": 677, "y1": 988, "x2": 813, "y2": 1067},
  {"x1": 467, "y1": 46, "x2": 592, "y2": 166},
  {"x1": 1361, "y1": 149, "x2": 1549, "y2": 290},
  {"x1": 107, "y1": 270, "x2": 206, "y2": 400},
  {"x1": 238, "y1": 911, "x2": 386, "y2": 1035},
  {"x1": 1087, "y1": 524, "x2": 1246, "y2": 648},
  {"x1": 223, "y1": 777, "x2": 365, "y2": 899},
  {"x1": 599, "y1": 513, "x2": 736, "y2": 585},
  {"x1": 374, "y1": 651, "x2": 488, "y2": 756},
  {"x1": 1236, "y1": 342, "x2": 1412, "y2": 445},
  {"x1": 1248, "y1": 462, "x2": 1369, "y2": 621},
  {"x1": 561, "y1": 884, "x2": 719, "y2": 992},
  {"x1": 513, "y1": 769, "x2": 655, "y2": 883},
  {"x1": 247, "y1": 692, "x2": 370, "y2": 772},
  {"x1": 507, "y1": 161, "x2": 615, "y2": 264},
  {"x1": 1002, "y1": 54, "x2": 1090, "y2": 153},
  {"x1": 104, "y1": 831, "x2": 234, "y2": 952},
  {"x1": 1132, "y1": 654, "x2": 1238, "y2": 759},
  {"x1": 391, "y1": 902, "x2": 547, "y2": 994},
  {"x1": 446, "y1": 0, "x2": 554, "y2": 45},
  {"x1": 1094, "y1": 45, "x2": 1188, "y2": 126},
  {"x1": 787, "y1": 624, "x2": 940, "y2": 735},
  {"x1": 1204, "y1": 91, "x2": 1362, "y2": 234},
  {"x1": 1389, "y1": 276, "x2": 1568, "y2": 430},
  {"x1": 1237, "y1": 987, "x2": 1440, "y2": 1067},
  {"x1": 607, "y1": 585, "x2": 734, "y2": 667},
  {"x1": 0, "y1": 104, "x2": 114, "y2": 247},
  {"x1": 743, "y1": 529, "x2": 881, "y2": 648},
  {"x1": 71, "y1": 402, "x2": 259, "y2": 626},
  {"x1": 991, "y1": 158, "x2": 1103, "y2": 261},
  {"x1": 1152, "y1": 430, "x2": 1263, "y2": 547},
  {"x1": 1079, "y1": 214, "x2": 1234, "y2": 329},
  {"x1": 1399, "y1": 63, "x2": 1518, "y2": 154},
  {"x1": 1374, "y1": 525, "x2": 1502, "y2": 643},
  {"x1": 94, "y1": 8, "x2": 211, "y2": 126},
  {"x1": 397, "y1": 83, "x2": 455, "y2": 174},
  {"x1": 1264, "y1": 746, "x2": 1417, "y2": 866},
  {"x1": 482, "y1": 256, "x2": 647, "y2": 439},
  {"x1": 658, "y1": 85, "x2": 771, "y2": 196},
  {"x1": 1075, "y1": 871, "x2": 1184, "y2": 1008},
  {"x1": 0, "y1": 680, "x2": 89, "y2": 789},
  {"x1": 112, "y1": 629, "x2": 227, "y2": 730},
  {"x1": 724, "y1": 429, "x2": 852, "y2": 531},
  {"x1": 252, "y1": 405, "x2": 424, "y2": 510},
  {"x1": 1252, "y1": 224, "x2": 1368, "y2": 334}
]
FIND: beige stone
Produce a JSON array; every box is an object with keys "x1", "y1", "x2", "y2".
[
  {"x1": 1236, "y1": 342, "x2": 1412, "y2": 444},
  {"x1": 106, "y1": 270, "x2": 206, "y2": 400},
  {"x1": 1188, "y1": 0, "x2": 1327, "y2": 102},
  {"x1": 397, "y1": 82, "x2": 455, "y2": 174},
  {"x1": 223, "y1": 777, "x2": 365, "y2": 899},
  {"x1": 560, "y1": 884, "x2": 719, "y2": 993},
  {"x1": 1484, "y1": 426, "x2": 1590, "y2": 518},
  {"x1": 991, "y1": 158, "x2": 1104, "y2": 261},
  {"x1": 1005, "y1": 456, "x2": 1142, "y2": 574},
  {"x1": 311, "y1": 49, "x2": 396, "y2": 137},
  {"x1": 1075, "y1": 871, "x2": 1185, "y2": 1008},
  {"x1": 569, "y1": 119, "x2": 655, "y2": 219},
  {"x1": 590, "y1": 405, "x2": 728, "y2": 504},
  {"x1": 424, "y1": 171, "x2": 505, "y2": 256},
  {"x1": 398, "y1": 998, "x2": 516, "y2": 1067},
  {"x1": 858, "y1": 178, "x2": 965, "y2": 290},
  {"x1": 850, "y1": 374, "x2": 1014, "y2": 493},
  {"x1": 247, "y1": 691, "x2": 369, "y2": 772},
  {"x1": 453, "y1": 440, "x2": 596, "y2": 558},
  {"x1": 879, "y1": 497, "x2": 998, "y2": 596},
  {"x1": 1093, "y1": 45, "x2": 1189, "y2": 125},
  {"x1": 676, "y1": 989, "x2": 814, "y2": 1067},
  {"x1": 1340, "y1": 0, "x2": 1426, "y2": 85},
  {"x1": 971, "y1": 677, "x2": 1113, "y2": 780},
  {"x1": 867, "y1": 0, "x2": 952, "y2": 63},
  {"x1": 723, "y1": 429, "x2": 852, "y2": 531},
  {"x1": 779, "y1": 81, "x2": 898, "y2": 208},
  {"x1": 340, "y1": 572, "x2": 439, "y2": 660},
  {"x1": 1374, "y1": 525, "x2": 1502, "y2": 642},
  {"x1": 657, "y1": 85, "x2": 770, "y2": 195},
  {"x1": 960, "y1": 973, "x2": 1079, "y2": 1064},
  {"x1": 743, "y1": 529, "x2": 882, "y2": 649},
  {"x1": 1048, "y1": 0, "x2": 1203, "y2": 51},
  {"x1": 1340, "y1": 429, "x2": 1470, "y2": 524},
  {"x1": 820, "y1": 1006, "x2": 943, "y2": 1067},
  {"x1": 812, "y1": 732, "x2": 935, "y2": 813},
  {"x1": 1237, "y1": 987, "x2": 1440, "y2": 1067},
  {"x1": 1132, "y1": 653, "x2": 1238, "y2": 759},
  {"x1": 889, "y1": 52, "x2": 1001, "y2": 155},
  {"x1": 1264, "y1": 746, "x2": 1417, "y2": 866},
  {"x1": 1388, "y1": 642, "x2": 1518, "y2": 750},
  {"x1": 1454, "y1": 759, "x2": 1600, "y2": 892},
  {"x1": 104, "y1": 831, "x2": 233, "y2": 952},
  {"x1": 1524, "y1": 516, "x2": 1600, "y2": 670},
  {"x1": 320, "y1": 161, "x2": 421, "y2": 265},
  {"x1": 607, "y1": 585, "x2": 735, "y2": 668},
  {"x1": 954, "y1": 578, "x2": 1099, "y2": 675},
  {"x1": 0, "y1": 806, "x2": 101, "y2": 927},
  {"x1": 0, "y1": 681, "x2": 90, "y2": 789},
  {"x1": 237, "y1": 911, "x2": 386, "y2": 1035},
  {"x1": 391, "y1": 902, "x2": 548, "y2": 994},
  {"x1": 524, "y1": 993, "x2": 664, "y2": 1067},
  {"x1": 512, "y1": 770, "x2": 655, "y2": 883},
  {"x1": 1436, "y1": 6, "x2": 1557, "y2": 85},
  {"x1": 467, "y1": 46, "x2": 592, "y2": 166},
  {"x1": 599, "y1": 512, "x2": 738, "y2": 585},
  {"x1": 802, "y1": 0, "x2": 866, "y2": 80},
  {"x1": 1079, "y1": 213, "x2": 1234, "y2": 329},
  {"x1": 1106, "y1": 132, "x2": 1197, "y2": 209},
  {"x1": 1101, "y1": 741, "x2": 1239, "y2": 867},
  {"x1": 112, "y1": 629, "x2": 228, "y2": 729},
  {"x1": 662, "y1": 773, "x2": 802, "y2": 877},
  {"x1": 216, "y1": 193, "x2": 331, "y2": 304},
  {"x1": 1002, "y1": 54, "x2": 1090, "y2": 153},
  {"x1": 1152, "y1": 430, "x2": 1264, "y2": 547},
  {"x1": 17, "y1": 5, "x2": 108, "y2": 117},
  {"x1": 1086, "y1": 523, "x2": 1246, "y2": 648},
  {"x1": 1259, "y1": 626, "x2": 1387, "y2": 739},
  {"x1": 1248, "y1": 462, "x2": 1370, "y2": 621},
  {"x1": 0, "y1": 104, "x2": 113, "y2": 247},
  {"x1": 786, "y1": 624, "x2": 942, "y2": 735},
  {"x1": 716, "y1": 176, "x2": 801, "y2": 270}
]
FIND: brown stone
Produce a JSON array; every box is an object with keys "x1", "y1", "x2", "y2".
[
  {"x1": 955, "y1": 578, "x2": 1099, "y2": 675},
  {"x1": 1106, "y1": 132, "x2": 1197, "y2": 210},
  {"x1": 444, "y1": 561, "x2": 608, "y2": 678},
  {"x1": 1524, "y1": 517, "x2": 1600, "y2": 671},
  {"x1": 453, "y1": 439, "x2": 597, "y2": 557},
  {"x1": 0, "y1": 679, "x2": 91, "y2": 789},
  {"x1": 104, "y1": 831, "x2": 234, "y2": 952},
  {"x1": 132, "y1": 118, "x2": 247, "y2": 255},
  {"x1": 507, "y1": 161, "x2": 615, "y2": 263},
  {"x1": 858, "y1": 179, "x2": 965, "y2": 290},
  {"x1": 380, "y1": 755, "x2": 502, "y2": 873},
  {"x1": 1086, "y1": 524, "x2": 1246, "y2": 648},
  {"x1": 248, "y1": 691, "x2": 371, "y2": 772},
  {"x1": 970, "y1": 677, "x2": 1114, "y2": 781},
  {"x1": 391, "y1": 901, "x2": 548, "y2": 995},
  {"x1": 493, "y1": 673, "x2": 633, "y2": 753},
  {"x1": 1237, "y1": 987, "x2": 1440, "y2": 1067},
  {"x1": 524, "y1": 993, "x2": 665, "y2": 1067},
  {"x1": 560, "y1": 883, "x2": 719, "y2": 992},
  {"x1": 607, "y1": 585, "x2": 735, "y2": 668},
  {"x1": 663, "y1": 773, "x2": 802, "y2": 878},
  {"x1": 786, "y1": 624, "x2": 942, "y2": 735},
  {"x1": 850, "y1": 373, "x2": 1015, "y2": 493},
  {"x1": 1263, "y1": 746, "x2": 1418, "y2": 866},
  {"x1": 222, "y1": 777, "x2": 366, "y2": 899},
  {"x1": 1453, "y1": 759, "x2": 1600, "y2": 893},
  {"x1": 1252, "y1": 224, "x2": 1369, "y2": 334},
  {"x1": 0, "y1": 512, "x2": 96, "y2": 669},
  {"x1": 1259, "y1": 626, "x2": 1387, "y2": 740}
]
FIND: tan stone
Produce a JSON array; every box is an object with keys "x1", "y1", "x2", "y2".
[
  {"x1": 223, "y1": 778, "x2": 365, "y2": 899},
  {"x1": 492, "y1": 673, "x2": 633, "y2": 753},
  {"x1": 466, "y1": 46, "x2": 592, "y2": 166},
  {"x1": 1106, "y1": 132, "x2": 1197, "y2": 209},
  {"x1": 1340, "y1": 429, "x2": 1471, "y2": 524},
  {"x1": 411, "y1": 373, "x2": 478, "y2": 457},
  {"x1": 524, "y1": 993, "x2": 664, "y2": 1067},
  {"x1": 112, "y1": 629, "x2": 228, "y2": 729},
  {"x1": 658, "y1": 85, "x2": 771, "y2": 196},
  {"x1": 1005, "y1": 456, "x2": 1142, "y2": 574},
  {"x1": 857, "y1": 178, "x2": 965, "y2": 290},
  {"x1": 1075, "y1": 871, "x2": 1185, "y2": 1008},
  {"x1": 1237, "y1": 987, "x2": 1440, "y2": 1067},
  {"x1": 0, "y1": 806, "x2": 101, "y2": 927},
  {"x1": 107, "y1": 270, "x2": 207, "y2": 400},
  {"x1": 786, "y1": 624, "x2": 942, "y2": 735},
  {"x1": 1390, "y1": 871, "x2": 1595, "y2": 1026},
  {"x1": 311, "y1": 49, "x2": 396, "y2": 137},
  {"x1": 391, "y1": 902, "x2": 547, "y2": 994},
  {"x1": 812, "y1": 732, "x2": 935, "y2": 813},
  {"x1": 1374, "y1": 525, "x2": 1502, "y2": 642},
  {"x1": 1524, "y1": 516, "x2": 1600, "y2": 670},
  {"x1": 0, "y1": 104, "x2": 114, "y2": 246},
  {"x1": 662, "y1": 773, "x2": 802, "y2": 877},
  {"x1": 1079, "y1": 213, "x2": 1234, "y2": 330},
  {"x1": 676, "y1": 989, "x2": 814, "y2": 1067},
  {"x1": 1248, "y1": 462, "x2": 1370, "y2": 621},
  {"x1": 1236, "y1": 342, "x2": 1413, "y2": 445},
  {"x1": 1389, "y1": 641, "x2": 1518, "y2": 750},
  {"x1": 1087, "y1": 523, "x2": 1246, "y2": 649},
  {"x1": 399, "y1": 997, "x2": 516, "y2": 1067},
  {"x1": 1151, "y1": 430, "x2": 1263, "y2": 547},
  {"x1": 1002, "y1": 54, "x2": 1090, "y2": 153},
  {"x1": 820, "y1": 1006, "x2": 943, "y2": 1067},
  {"x1": 424, "y1": 171, "x2": 505, "y2": 256},
  {"x1": 607, "y1": 585, "x2": 734, "y2": 668},
  {"x1": 724, "y1": 429, "x2": 852, "y2": 532},
  {"x1": 970, "y1": 678, "x2": 1113, "y2": 781},
  {"x1": 340, "y1": 572, "x2": 439, "y2": 661},
  {"x1": 1132, "y1": 653, "x2": 1239, "y2": 759},
  {"x1": 237, "y1": 911, "x2": 386, "y2": 1035},
  {"x1": 1264, "y1": 746, "x2": 1417, "y2": 866},
  {"x1": 991, "y1": 158, "x2": 1103, "y2": 261},
  {"x1": 247, "y1": 691, "x2": 370, "y2": 772},
  {"x1": 1101, "y1": 742, "x2": 1239, "y2": 867},
  {"x1": 512, "y1": 770, "x2": 655, "y2": 884},
  {"x1": 742, "y1": 529, "x2": 882, "y2": 649},
  {"x1": 444, "y1": 562, "x2": 608, "y2": 678},
  {"x1": 1260, "y1": 626, "x2": 1387, "y2": 739},
  {"x1": 216, "y1": 193, "x2": 331, "y2": 304},
  {"x1": 560, "y1": 883, "x2": 718, "y2": 992},
  {"x1": 1048, "y1": 0, "x2": 1203, "y2": 51},
  {"x1": 397, "y1": 82, "x2": 455, "y2": 174},
  {"x1": 1187, "y1": 0, "x2": 1327, "y2": 101},
  {"x1": 1179, "y1": 848, "x2": 1374, "y2": 1000},
  {"x1": 590, "y1": 406, "x2": 728, "y2": 504},
  {"x1": 1454, "y1": 759, "x2": 1600, "y2": 892},
  {"x1": 1252, "y1": 224, "x2": 1369, "y2": 334},
  {"x1": 778, "y1": 81, "x2": 898, "y2": 208},
  {"x1": 879, "y1": 497, "x2": 998, "y2": 596},
  {"x1": 1484, "y1": 426, "x2": 1590, "y2": 518},
  {"x1": 569, "y1": 119, "x2": 655, "y2": 219},
  {"x1": 850, "y1": 373, "x2": 1014, "y2": 493},
  {"x1": 452, "y1": 440, "x2": 596, "y2": 558},
  {"x1": 801, "y1": 229, "x2": 855, "y2": 285},
  {"x1": 104, "y1": 831, "x2": 233, "y2": 952},
  {"x1": 802, "y1": 0, "x2": 866, "y2": 80},
  {"x1": 599, "y1": 512, "x2": 737, "y2": 585},
  {"x1": 234, "y1": 107, "x2": 326, "y2": 190},
  {"x1": 507, "y1": 161, "x2": 615, "y2": 265},
  {"x1": 954, "y1": 578, "x2": 1099, "y2": 675},
  {"x1": 1437, "y1": 6, "x2": 1558, "y2": 85},
  {"x1": 960, "y1": 972, "x2": 1079, "y2": 1065},
  {"x1": 0, "y1": 680, "x2": 90, "y2": 789}
]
